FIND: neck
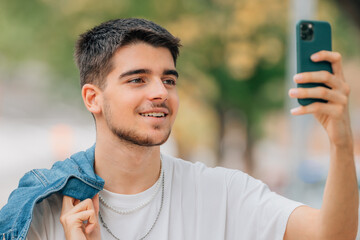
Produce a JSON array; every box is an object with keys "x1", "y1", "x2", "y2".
[{"x1": 94, "y1": 135, "x2": 161, "y2": 195}]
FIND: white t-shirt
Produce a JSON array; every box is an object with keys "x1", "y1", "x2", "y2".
[{"x1": 27, "y1": 153, "x2": 303, "y2": 240}]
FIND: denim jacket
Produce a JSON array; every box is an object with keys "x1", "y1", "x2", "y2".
[{"x1": 0, "y1": 145, "x2": 104, "y2": 240}]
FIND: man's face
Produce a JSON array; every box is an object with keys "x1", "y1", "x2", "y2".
[{"x1": 100, "y1": 42, "x2": 179, "y2": 146}]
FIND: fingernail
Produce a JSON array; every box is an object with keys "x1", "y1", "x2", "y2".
[
  {"x1": 311, "y1": 54, "x2": 319, "y2": 61},
  {"x1": 289, "y1": 88, "x2": 298, "y2": 96},
  {"x1": 291, "y1": 107, "x2": 301, "y2": 114},
  {"x1": 293, "y1": 74, "x2": 302, "y2": 82}
]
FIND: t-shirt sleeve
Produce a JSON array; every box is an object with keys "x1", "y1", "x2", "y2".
[
  {"x1": 226, "y1": 170, "x2": 304, "y2": 240},
  {"x1": 26, "y1": 193, "x2": 65, "y2": 240}
]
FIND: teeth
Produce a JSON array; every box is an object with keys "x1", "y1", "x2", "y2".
[{"x1": 141, "y1": 112, "x2": 165, "y2": 117}]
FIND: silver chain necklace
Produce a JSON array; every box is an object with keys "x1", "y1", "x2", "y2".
[
  {"x1": 99, "y1": 170, "x2": 165, "y2": 240},
  {"x1": 99, "y1": 164, "x2": 163, "y2": 215}
]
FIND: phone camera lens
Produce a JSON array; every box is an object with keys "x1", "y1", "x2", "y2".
[
  {"x1": 300, "y1": 24, "x2": 307, "y2": 30},
  {"x1": 300, "y1": 22, "x2": 313, "y2": 41}
]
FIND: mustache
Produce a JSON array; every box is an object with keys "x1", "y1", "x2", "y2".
[{"x1": 137, "y1": 102, "x2": 171, "y2": 114}]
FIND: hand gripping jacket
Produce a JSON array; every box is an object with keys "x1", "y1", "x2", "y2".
[{"x1": 0, "y1": 145, "x2": 104, "y2": 240}]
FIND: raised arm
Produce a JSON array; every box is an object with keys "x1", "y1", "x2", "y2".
[{"x1": 285, "y1": 51, "x2": 358, "y2": 239}]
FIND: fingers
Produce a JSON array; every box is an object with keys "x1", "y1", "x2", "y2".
[
  {"x1": 290, "y1": 102, "x2": 345, "y2": 118},
  {"x1": 293, "y1": 71, "x2": 340, "y2": 90},
  {"x1": 291, "y1": 51, "x2": 350, "y2": 114},
  {"x1": 69, "y1": 209, "x2": 96, "y2": 222},
  {"x1": 310, "y1": 50, "x2": 343, "y2": 76},
  {"x1": 63, "y1": 197, "x2": 95, "y2": 216},
  {"x1": 60, "y1": 195, "x2": 100, "y2": 240},
  {"x1": 61, "y1": 195, "x2": 76, "y2": 215},
  {"x1": 291, "y1": 51, "x2": 353, "y2": 146},
  {"x1": 61, "y1": 209, "x2": 98, "y2": 236},
  {"x1": 294, "y1": 51, "x2": 347, "y2": 92},
  {"x1": 289, "y1": 87, "x2": 347, "y2": 105}
]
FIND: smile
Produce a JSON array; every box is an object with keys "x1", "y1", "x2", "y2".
[{"x1": 140, "y1": 112, "x2": 167, "y2": 118}]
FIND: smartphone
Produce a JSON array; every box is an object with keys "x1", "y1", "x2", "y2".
[{"x1": 296, "y1": 20, "x2": 332, "y2": 106}]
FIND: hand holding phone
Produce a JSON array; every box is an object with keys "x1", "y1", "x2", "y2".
[
  {"x1": 290, "y1": 21, "x2": 352, "y2": 147},
  {"x1": 296, "y1": 20, "x2": 332, "y2": 106}
]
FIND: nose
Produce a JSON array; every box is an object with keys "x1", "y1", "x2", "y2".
[{"x1": 148, "y1": 78, "x2": 168, "y2": 101}]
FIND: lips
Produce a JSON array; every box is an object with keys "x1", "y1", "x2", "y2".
[
  {"x1": 140, "y1": 112, "x2": 167, "y2": 117},
  {"x1": 139, "y1": 108, "x2": 169, "y2": 118}
]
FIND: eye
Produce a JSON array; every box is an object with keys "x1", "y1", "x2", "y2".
[
  {"x1": 128, "y1": 78, "x2": 145, "y2": 84},
  {"x1": 163, "y1": 79, "x2": 176, "y2": 86}
]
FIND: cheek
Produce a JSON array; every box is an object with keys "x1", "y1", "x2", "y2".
[
  {"x1": 103, "y1": 95, "x2": 134, "y2": 117},
  {"x1": 170, "y1": 93, "x2": 179, "y2": 116}
]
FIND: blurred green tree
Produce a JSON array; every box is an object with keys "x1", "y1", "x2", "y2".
[{"x1": 170, "y1": 0, "x2": 289, "y2": 171}]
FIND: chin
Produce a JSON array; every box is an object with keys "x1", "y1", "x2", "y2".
[
  {"x1": 111, "y1": 126, "x2": 172, "y2": 147},
  {"x1": 131, "y1": 136, "x2": 169, "y2": 147},
  {"x1": 145, "y1": 132, "x2": 171, "y2": 146}
]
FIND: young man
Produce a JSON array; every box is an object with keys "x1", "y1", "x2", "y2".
[{"x1": 0, "y1": 18, "x2": 357, "y2": 240}]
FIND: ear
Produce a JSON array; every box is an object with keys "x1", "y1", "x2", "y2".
[{"x1": 81, "y1": 84, "x2": 102, "y2": 114}]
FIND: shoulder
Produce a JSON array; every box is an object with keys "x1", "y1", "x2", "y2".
[
  {"x1": 29, "y1": 145, "x2": 97, "y2": 187},
  {"x1": 161, "y1": 152, "x2": 239, "y2": 186},
  {"x1": 17, "y1": 155, "x2": 83, "y2": 191},
  {"x1": 161, "y1": 152, "x2": 276, "y2": 193}
]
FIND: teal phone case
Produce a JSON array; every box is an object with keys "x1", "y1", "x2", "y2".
[{"x1": 296, "y1": 20, "x2": 332, "y2": 106}]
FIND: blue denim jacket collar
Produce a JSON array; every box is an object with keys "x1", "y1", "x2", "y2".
[{"x1": 0, "y1": 144, "x2": 104, "y2": 240}]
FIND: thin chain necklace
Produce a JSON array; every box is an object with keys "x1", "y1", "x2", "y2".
[
  {"x1": 99, "y1": 168, "x2": 165, "y2": 240},
  {"x1": 99, "y1": 164, "x2": 163, "y2": 215}
]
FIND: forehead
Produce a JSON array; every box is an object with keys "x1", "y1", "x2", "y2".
[{"x1": 110, "y1": 42, "x2": 175, "y2": 73}]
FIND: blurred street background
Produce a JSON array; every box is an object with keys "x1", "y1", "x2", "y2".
[{"x1": 1, "y1": 0, "x2": 360, "y2": 237}]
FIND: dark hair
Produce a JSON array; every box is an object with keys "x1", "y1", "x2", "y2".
[{"x1": 75, "y1": 18, "x2": 181, "y2": 89}]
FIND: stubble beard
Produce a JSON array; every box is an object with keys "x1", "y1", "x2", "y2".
[{"x1": 103, "y1": 103, "x2": 172, "y2": 147}]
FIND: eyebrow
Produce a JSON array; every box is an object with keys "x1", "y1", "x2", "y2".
[
  {"x1": 164, "y1": 69, "x2": 179, "y2": 79},
  {"x1": 119, "y1": 69, "x2": 179, "y2": 79},
  {"x1": 119, "y1": 69, "x2": 151, "y2": 79}
]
